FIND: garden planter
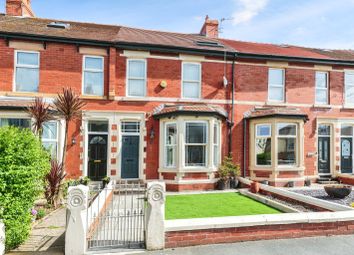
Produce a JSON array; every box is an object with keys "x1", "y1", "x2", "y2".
[
  {"x1": 229, "y1": 178, "x2": 239, "y2": 189},
  {"x1": 261, "y1": 180, "x2": 269, "y2": 185},
  {"x1": 217, "y1": 179, "x2": 227, "y2": 190},
  {"x1": 250, "y1": 182, "x2": 260, "y2": 193},
  {"x1": 324, "y1": 184, "x2": 352, "y2": 199},
  {"x1": 288, "y1": 181, "x2": 295, "y2": 188},
  {"x1": 305, "y1": 179, "x2": 311, "y2": 187}
]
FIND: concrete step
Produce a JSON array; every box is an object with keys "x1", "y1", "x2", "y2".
[{"x1": 317, "y1": 180, "x2": 339, "y2": 184}]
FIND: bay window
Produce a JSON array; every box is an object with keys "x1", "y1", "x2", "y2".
[
  {"x1": 15, "y1": 51, "x2": 40, "y2": 92},
  {"x1": 185, "y1": 122, "x2": 207, "y2": 167},
  {"x1": 42, "y1": 121, "x2": 59, "y2": 158},
  {"x1": 160, "y1": 118, "x2": 221, "y2": 171},
  {"x1": 83, "y1": 56, "x2": 104, "y2": 96},
  {"x1": 277, "y1": 123, "x2": 297, "y2": 166},
  {"x1": 127, "y1": 59, "x2": 146, "y2": 97},
  {"x1": 268, "y1": 68, "x2": 285, "y2": 102},
  {"x1": 255, "y1": 124, "x2": 271, "y2": 166},
  {"x1": 0, "y1": 118, "x2": 31, "y2": 128},
  {"x1": 182, "y1": 63, "x2": 201, "y2": 99}
]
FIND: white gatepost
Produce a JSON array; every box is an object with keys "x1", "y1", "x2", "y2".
[
  {"x1": 65, "y1": 185, "x2": 89, "y2": 255},
  {"x1": 145, "y1": 182, "x2": 166, "y2": 250},
  {"x1": 0, "y1": 220, "x2": 4, "y2": 255}
]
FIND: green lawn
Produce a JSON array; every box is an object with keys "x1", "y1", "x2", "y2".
[{"x1": 165, "y1": 192, "x2": 281, "y2": 220}]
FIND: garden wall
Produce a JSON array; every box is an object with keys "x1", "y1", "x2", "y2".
[{"x1": 165, "y1": 211, "x2": 354, "y2": 248}]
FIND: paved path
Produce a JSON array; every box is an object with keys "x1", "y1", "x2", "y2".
[
  {"x1": 9, "y1": 207, "x2": 66, "y2": 255},
  {"x1": 127, "y1": 235, "x2": 354, "y2": 255}
]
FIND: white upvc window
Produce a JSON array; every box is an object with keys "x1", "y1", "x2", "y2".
[
  {"x1": 185, "y1": 122, "x2": 207, "y2": 167},
  {"x1": 345, "y1": 71, "x2": 354, "y2": 106},
  {"x1": 42, "y1": 121, "x2": 59, "y2": 159},
  {"x1": 182, "y1": 62, "x2": 201, "y2": 99},
  {"x1": 277, "y1": 123, "x2": 297, "y2": 166},
  {"x1": 83, "y1": 56, "x2": 104, "y2": 96},
  {"x1": 255, "y1": 124, "x2": 272, "y2": 166},
  {"x1": 268, "y1": 68, "x2": 285, "y2": 102},
  {"x1": 213, "y1": 122, "x2": 220, "y2": 167},
  {"x1": 127, "y1": 59, "x2": 147, "y2": 97},
  {"x1": 165, "y1": 123, "x2": 177, "y2": 168},
  {"x1": 14, "y1": 51, "x2": 40, "y2": 92},
  {"x1": 315, "y1": 71, "x2": 329, "y2": 105}
]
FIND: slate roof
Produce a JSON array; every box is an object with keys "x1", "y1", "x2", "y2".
[
  {"x1": 153, "y1": 104, "x2": 228, "y2": 119},
  {"x1": 244, "y1": 107, "x2": 308, "y2": 121}
]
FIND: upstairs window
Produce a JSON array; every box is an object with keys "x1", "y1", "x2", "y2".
[
  {"x1": 182, "y1": 63, "x2": 201, "y2": 99},
  {"x1": 268, "y1": 68, "x2": 285, "y2": 102},
  {"x1": 127, "y1": 59, "x2": 146, "y2": 97},
  {"x1": 83, "y1": 56, "x2": 104, "y2": 96},
  {"x1": 345, "y1": 71, "x2": 354, "y2": 106},
  {"x1": 15, "y1": 51, "x2": 39, "y2": 92},
  {"x1": 315, "y1": 71, "x2": 329, "y2": 105}
]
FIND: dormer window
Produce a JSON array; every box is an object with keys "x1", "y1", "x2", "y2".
[{"x1": 83, "y1": 56, "x2": 104, "y2": 96}]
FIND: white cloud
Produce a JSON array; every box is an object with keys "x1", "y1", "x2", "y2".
[{"x1": 232, "y1": 0, "x2": 269, "y2": 25}]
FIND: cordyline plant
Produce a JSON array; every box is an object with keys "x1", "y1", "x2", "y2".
[
  {"x1": 45, "y1": 159, "x2": 66, "y2": 208},
  {"x1": 27, "y1": 97, "x2": 54, "y2": 139},
  {"x1": 53, "y1": 88, "x2": 86, "y2": 171}
]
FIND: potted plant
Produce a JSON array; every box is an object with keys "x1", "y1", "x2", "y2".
[
  {"x1": 217, "y1": 158, "x2": 230, "y2": 190},
  {"x1": 102, "y1": 176, "x2": 111, "y2": 188},
  {"x1": 305, "y1": 178, "x2": 311, "y2": 187},
  {"x1": 79, "y1": 176, "x2": 90, "y2": 186},
  {"x1": 250, "y1": 181, "x2": 260, "y2": 193},
  {"x1": 226, "y1": 157, "x2": 240, "y2": 189}
]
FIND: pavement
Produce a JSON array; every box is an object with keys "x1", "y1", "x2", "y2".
[
  {"x1": 124, "y1": 235, "x2": 354, "y2": 255},
  {"x1": 8, "y1": 207, "x2": 66, "y2": 255}
]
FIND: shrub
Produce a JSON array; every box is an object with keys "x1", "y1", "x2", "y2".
[
  {"x1": 0, "y1": 127, "x2": 50, "y2": 250},
  {"x1": 45, "y1": 160, "x2": 66, "y2": 209},
  {"x1": 36, "y1": 209, "x2": 46, "y2": 220},
  {"x1": 218, "y1": 156, "x2": 240, "y2": 179}
]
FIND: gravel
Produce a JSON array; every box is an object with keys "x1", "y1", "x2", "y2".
[
  {"x1": 292, "y1": 188, "x2": 354, "y2": 207},
  {"x1": 262, "y1": 193, "x2": 317, "y2": 212}
]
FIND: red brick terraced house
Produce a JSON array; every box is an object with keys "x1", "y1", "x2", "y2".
[{"x1": 2, "y1": 0, "x2": 354, "y2": 191}]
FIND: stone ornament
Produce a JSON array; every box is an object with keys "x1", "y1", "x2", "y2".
[
  {"x1": 147, "y1": 183, "x2": 165, "y2": 204},
  {"x1": 67, "y1": 187, "x2": 87, "y2": 211}
]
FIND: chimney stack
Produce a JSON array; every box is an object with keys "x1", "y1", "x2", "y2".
[
  {"x1": 200, "y1": 15, "x2": 219, "y2": 38},
  {"x1": 6, "y1": 0, "x2": 35, "y2": 17}
]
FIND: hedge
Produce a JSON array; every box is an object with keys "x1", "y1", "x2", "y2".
[{"x1": 0, "y1": 126, "x2": 50, "y2": 250}]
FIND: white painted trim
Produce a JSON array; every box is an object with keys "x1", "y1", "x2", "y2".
[
  {"x1": 315, "y1": 71, "x2": 329, "y2": 105},
  {"x1": 267, "y1": 68, "x2": 285, "y2": 103},
  {"x1": 181, "y1": 62, "x2": 202, "y2": 99},
  {"x1": 165, "y1": 210, "x2": 354, "y2": 232}
]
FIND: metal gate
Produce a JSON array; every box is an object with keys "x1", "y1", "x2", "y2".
[{"x1": 86, "y1": 180, "x2": 146, "y2": 251}]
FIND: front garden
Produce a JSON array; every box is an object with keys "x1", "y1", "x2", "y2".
[{"x1": 165, "y1": 192, "x2": 281, "y2": 220}]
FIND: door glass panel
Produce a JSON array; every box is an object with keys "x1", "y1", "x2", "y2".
[
  {"x1": 88, "y1": 121, "x2": 108, "y2": 132},
  {"x1": 318, "y1": 124, "x2": 330, "y2": 136},
  {"x1": 121, "y1": 122, "x2": 140, "y2": 133}
]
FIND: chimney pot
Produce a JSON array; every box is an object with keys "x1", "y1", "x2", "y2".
[
  {"x1": 6, "y1": 0, "x2": 35, "y2": 17},
  {"x1": 200, "y1": 15, "x2": 219, "y2": 38}
]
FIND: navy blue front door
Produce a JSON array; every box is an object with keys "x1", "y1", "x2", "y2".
[{"x1": 121, "y1": 136, "x2": 139, "y2": 179}]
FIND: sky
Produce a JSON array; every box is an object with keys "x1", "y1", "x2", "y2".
[{"x1": 1, "y1": 0, "x2": 354, "y2": 49}]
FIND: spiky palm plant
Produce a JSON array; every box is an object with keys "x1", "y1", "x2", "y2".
[
  {"x1": 27, "y1": 97, "x2": 54, "y2": 139},
  {"x1": 45, "y1": 159, "x2": 66, "y2": 208},
  {"x1": 53, "y1": 88, "x2": 86, "y2": 170}
]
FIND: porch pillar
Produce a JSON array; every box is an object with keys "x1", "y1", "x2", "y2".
[
  {"x1": 65, "y1": 185, "x2": 89, "y2": 255},
  {"x1": 145, "y1": 182, "x2": 166, "y2": 250}
]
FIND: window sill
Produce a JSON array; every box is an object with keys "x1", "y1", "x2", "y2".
[
  {"x1": 4, "y1": 91, "x2": 56, "y2": 98},
  {"x1": 313, "y1": 104, "x2": 331, "y2": 109},
  {"x1": 80, "y1": 95, "x2": 106, "y2": 100},
  {"x1": 342, "y1": 105, "x2": 354, "y2": 110},
  {"x1": 158, "y1": 167, "x2": 217, "y2": 173},
  {"x1": 265, "y1": 101, "x2": 286, "y2": 107}
]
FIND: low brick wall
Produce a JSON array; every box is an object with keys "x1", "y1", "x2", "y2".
[
  {"x1": 338, "y1": 175, "x2": 354, "y2": 185},
  {"x1": 166, "y1": 220, "x2": 354, "y2": 248}
]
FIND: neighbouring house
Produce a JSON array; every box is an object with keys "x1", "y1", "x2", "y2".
[{"x1": 2, "y1": 0, "x2": 354, "y2": 191}]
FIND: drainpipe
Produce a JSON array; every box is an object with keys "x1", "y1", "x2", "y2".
[
  {"x1": 228, "y1": 53, "x2": 237, "y2": 155},
  {"x1": 243, "y1": 118, "x2": 247, "y2": 177}
]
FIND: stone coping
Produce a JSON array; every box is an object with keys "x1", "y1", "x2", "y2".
[
  {"x1": 166, "y1": 190, "x2": 239, "y2": 195},
  {"x1": 165, "y1": 210, "x2": 354, "y2": 232},
  {"x1": 238, "y1": 177, "x2": 353, "y2": 212}
]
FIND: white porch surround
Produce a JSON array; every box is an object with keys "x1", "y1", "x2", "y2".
[
  {"x1": 158, "y1": 115, "x2": 221, "y2": 184},
  {"x1": 81, "y1": 111, "x2": 146, "y2": 180}
]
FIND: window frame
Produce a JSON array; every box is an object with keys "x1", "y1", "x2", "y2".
[
  {"x1": 255, "y1": 123, "x2": 272, "y2": 167},
  {"x1": 345, "y1": 71, "x2": 354, "y2": 106},
  {"x1": 14, "y1": 50, "x2": 40, "y2": 92},
  {"x1": 277, "y1": 123, "x2": 297, "y2": 166},
  {"x1": 126, "y1": 58, "x2": 147, "y2": 97},
  {"x1": 164, "y1": 122, "x2": 177, "y2": 168},
  {"x1": 213, "y1": 121, "x2": 221, "y2": 167},
  {"x1": 268, "y1": 68, "x2": 285, "y2": 102},
  {"x1": 42, "y1": 121, "x2": 59, "y2": 159},
  {"x1": 184, "y1": 121, "x2": 208, "y2": 168},
  {"x1": 82, "y1": 55, "x2": 105, "y2": 96},
  {"x1": 315, "y1": 71, "x2": 329, "y2": 105},
  {"x1": 181, "y1": 62, "x2": 202, "y2": 99}
]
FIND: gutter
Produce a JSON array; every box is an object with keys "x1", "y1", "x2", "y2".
[{"x1": 228, "y1": 53, "x2": 237, "y2": 155}]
